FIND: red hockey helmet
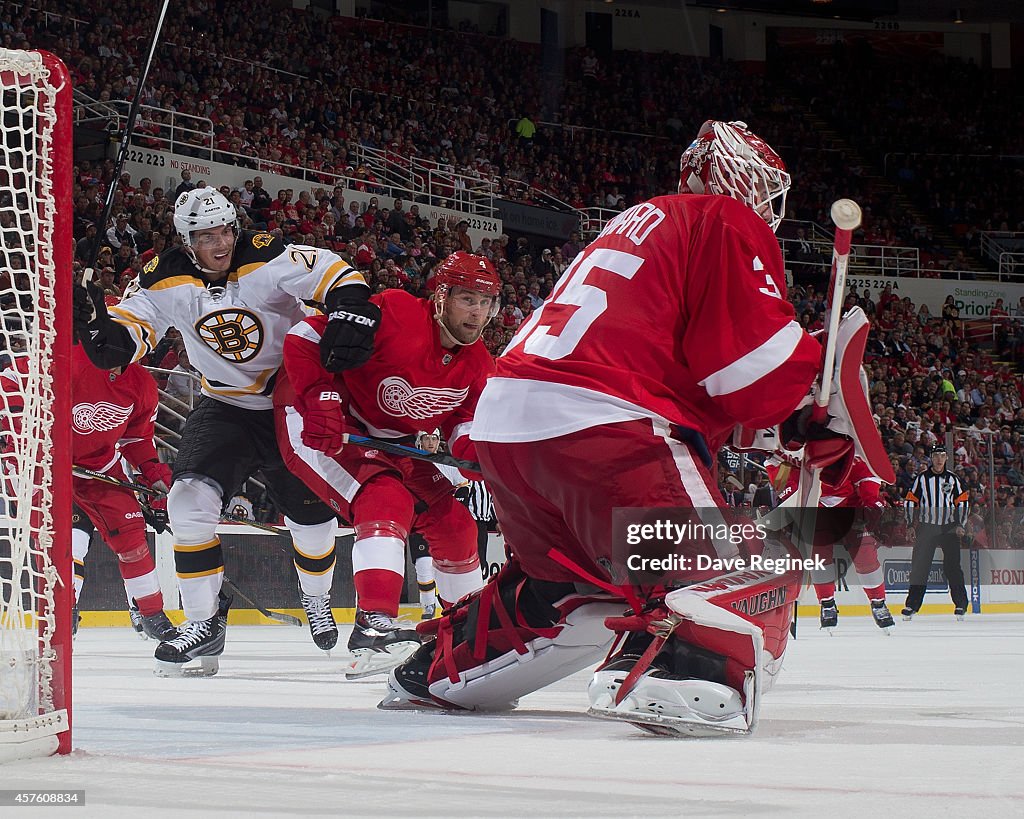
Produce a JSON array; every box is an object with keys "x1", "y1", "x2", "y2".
[
  {"x1": 430, "y1": 251, "x2": 501, "y2": 344},
  {"x1": 679, "y1": 120, "x2": 791, "y2": 233},
  {"x1": 431, "y1": 251, "x2": 501, "y2": 298}
]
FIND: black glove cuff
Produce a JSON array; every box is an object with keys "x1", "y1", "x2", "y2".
[{"x1": 324, "y1": 283, "x2": 371, "y2": 312}]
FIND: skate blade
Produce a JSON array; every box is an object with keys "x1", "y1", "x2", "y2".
[
  {"x1": 154, "y1": 656, "x2": 220, "y2": 678},
  {"x1": 134, "y1": 631, "x2": 149, "y2": 641},
  {"x1": 344, "y1": 641, "x2": 419, "y2": 681},
  {"x1": 587, "y1": 706, "x2": 748, "y2": 738}
]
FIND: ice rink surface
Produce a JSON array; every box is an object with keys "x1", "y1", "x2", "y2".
[{"x1": 4, "y1": 613, "x2": 1023, "y2": 818}]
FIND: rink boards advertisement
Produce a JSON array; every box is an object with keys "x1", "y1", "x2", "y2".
[
  {"x1": 76, "y1": 527, "x2": 1023, "y2": 614},
  {"x1": 120, "y1": 145, "x2": 502, "y2": 248}
]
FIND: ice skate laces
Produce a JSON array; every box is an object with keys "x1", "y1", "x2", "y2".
[
  {"x1": 166, "y1": 618, "x2": 211, "y2": 650},
  {"x1": 302, "y1": 592, "x2": 335, "y2": 636}
]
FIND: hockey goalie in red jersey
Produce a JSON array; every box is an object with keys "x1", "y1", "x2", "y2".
[
  {"x1": 382, "y1": 121, "x2": 886, "y2": 737},
  {"x1": 274, "y1": 251, "x2": 495, "y2": 678}
]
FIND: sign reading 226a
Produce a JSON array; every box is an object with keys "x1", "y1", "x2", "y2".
[{"x1": 194, "y1": 309, "x2": 264, "y2": 362}]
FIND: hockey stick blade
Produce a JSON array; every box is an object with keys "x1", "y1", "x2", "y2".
[
  {"x1": 346, "y1": 434, "x2": 480, "y2": 472},
  {"x1": 222, "y1": 577, "x2": 302, "y2": 627}
]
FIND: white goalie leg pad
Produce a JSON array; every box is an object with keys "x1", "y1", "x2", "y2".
[
  {"x1": 661, "y1": 584, "x2": 768, "y2": 735},
  {"x1": 427, "y1": 601, "x2": 621, "y2": 711}
]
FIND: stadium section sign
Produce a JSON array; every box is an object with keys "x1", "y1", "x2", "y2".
[{"x1": 847, "y1": 274, "x2": 1024, "y2": 318}]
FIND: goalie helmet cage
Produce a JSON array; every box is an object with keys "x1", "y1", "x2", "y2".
[{"x1": 0, "y1": 48, "x2": 73, "y2": 761}]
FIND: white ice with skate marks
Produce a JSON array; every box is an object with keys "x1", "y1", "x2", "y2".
[{"x1": 4, "y1": 615, "x2": 1023, "y2": 817}]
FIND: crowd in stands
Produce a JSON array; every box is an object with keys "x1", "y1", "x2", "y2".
[
  {"x1": 772, "y1": 44, "x2": 1024, "y2": 264},
  {"x1": 6, "y1": 1, "x2": 1024, "y2": 533}
]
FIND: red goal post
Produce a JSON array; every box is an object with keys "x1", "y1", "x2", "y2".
[{"x1": 0, "y1": 48, "x2": 73, "y2": 760}]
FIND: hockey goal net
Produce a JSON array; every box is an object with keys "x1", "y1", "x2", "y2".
[{"x1": 0, "y1": 48, "x2": 73, "y2": 761}]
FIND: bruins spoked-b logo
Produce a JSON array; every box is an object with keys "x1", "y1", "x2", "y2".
[{"x1": 195, "y1": 309, "x2": 264, "y2": 362}]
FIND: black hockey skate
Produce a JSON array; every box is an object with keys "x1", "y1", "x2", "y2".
[
  {"x1": 871, "y1": 600, "x2": 895, "y2": 632},
  {"x1": 154, "y1": 593, "x2": 231, "y2": 677},
  {"x1": 345, "y1": 609, "x2": 421, "y2": 681},
  {"x1": 380, "y1": 640, "x2": 441, "y2": 710},
  {"x1": 72, "y1": 603, "x2": 81, "y2": 638},
  {"x1": 421, "y1": 603, "x2": 437, "y2": 621},
  {"x1": 819, "y1": 598, "x2": 838, "y2": 631},
  {"x1": 901, "y1": 607, "x2": 916, "y2": 621},
  {"x1": 129, "y1": 602, "x2": 146, "y2": 638},
  {"x1": 954, "y1": 607, "x2": 967, "y2": 621},
  {"x1": 130, "y1": 602, "x2": 177, "y2": 641},
  {"x1": 299, "y1": 584, "x2": 338, "y2": 651}
]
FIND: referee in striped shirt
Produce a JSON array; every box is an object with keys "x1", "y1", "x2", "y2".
[{"x1": 902, "y1": 444, "x2": 970, "y2": 620}]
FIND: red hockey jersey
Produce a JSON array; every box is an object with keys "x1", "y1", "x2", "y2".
[
  {"x1": 276, "y1": 289, "x2": 494, "y2": 456},
  {"x1": 471, "y1": 194, "x2": 821, "y2": 445},
  {"x1": 768, "y1": 456, "x2": 882, "y2": 508},
  {"x1": 70, "y1": 344, "x2": 162, "y2": 474}
]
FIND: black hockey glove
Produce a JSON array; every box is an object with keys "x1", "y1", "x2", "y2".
[
  {"x1": 72, "y1": 277, "x2": 135, "y2": 369},
  {"x1": 320, "y1": 286, "x2": 380, "y2": 373},
  {"x1": 139, "y1": 496, "x2": 171, "y2": 534}
]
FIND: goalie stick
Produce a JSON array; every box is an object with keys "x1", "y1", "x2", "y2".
[
  {"x1": 346, "y1": 434, "x2": 480, "y2": 472},
  {"x1": 795, "y1": 199, "x2": 861, "y2": 515}
]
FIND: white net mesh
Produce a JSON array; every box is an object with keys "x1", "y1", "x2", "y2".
[{"x1": 0, "y1": 49, "x2": 64, "y2": 736}]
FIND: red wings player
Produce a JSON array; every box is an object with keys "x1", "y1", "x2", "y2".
[
  {"x1": 70, "y1": 343, "x2": 176, "y2": 639},
  {"x1": 274, "y1": 251, "x2": 495, "y2": 678},
  {"x1": 2, "y1": 340, "x2": 176, "y2": 639},
  {"x1": 767, "y1": 454, "x2": 895, "y2": 631},
  {"x1": 383, "y1": 121, "x2": 884, "y2": 736}
]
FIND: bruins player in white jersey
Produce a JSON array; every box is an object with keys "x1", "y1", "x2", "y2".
[{"x1": 74, "y1": 188, "x2": 380, "y2": 675}]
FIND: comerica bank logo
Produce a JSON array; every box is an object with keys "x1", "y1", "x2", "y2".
[{"x1": 884, "y1": 561, "x2": 949, "y2": 593}]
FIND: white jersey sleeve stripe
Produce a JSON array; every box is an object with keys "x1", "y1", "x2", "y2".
[
  {"x1": 312, "y1": 261, "x2": 355, "y2": 304},
  {"x1": 700, "y1": 321, "x2": 803, "y2": 397},
  {"x1": 287, "y1": 321, "x2": 323, "y2": 344}
]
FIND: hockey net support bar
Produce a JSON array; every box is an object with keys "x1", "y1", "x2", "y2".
[{"x1": 0, "y1": 48, "x2": 73, "y2": 760}]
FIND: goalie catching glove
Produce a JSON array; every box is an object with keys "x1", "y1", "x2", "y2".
[{"x1": 320, "y1": 285, "x2": 381, "y2": 372}]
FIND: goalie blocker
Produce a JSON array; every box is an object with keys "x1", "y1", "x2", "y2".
[{"x1": 734, "y1": 306, "x2": 895, "y2": 491}]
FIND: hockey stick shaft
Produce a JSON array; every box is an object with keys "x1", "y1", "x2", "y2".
[
  {"x1": 796, "y1": 199, "x2": 861, "y2": 513},
  {"x1": 72, "y1": 466, "x2": 290, "y2": 536},
  {"x1": 86, "y1": 0, "x2": 172, "y2": 274},
  {"x1": 222, "y1": 577, "x2": 303, "y2": 627},
  {"x1": 73, "y1": 464, "x2": 159, "y2": 495},
  {"x1": 816, "y1": 199, "x2": 861, "y2": 419},
  {"x1": 346, "y1": 434, "x2": 480, "y2": 472}
]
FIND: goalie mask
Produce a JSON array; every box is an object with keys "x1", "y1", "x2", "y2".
[
  {"x1": 173, "y1": 187, "x2": 239, "y2": 274},
  {"x1": 679, "y1": 120, "x2": 791, "y2": 233},
  {"x1": 430, "y1": 251, "x2": 501, "y2": 346}
]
